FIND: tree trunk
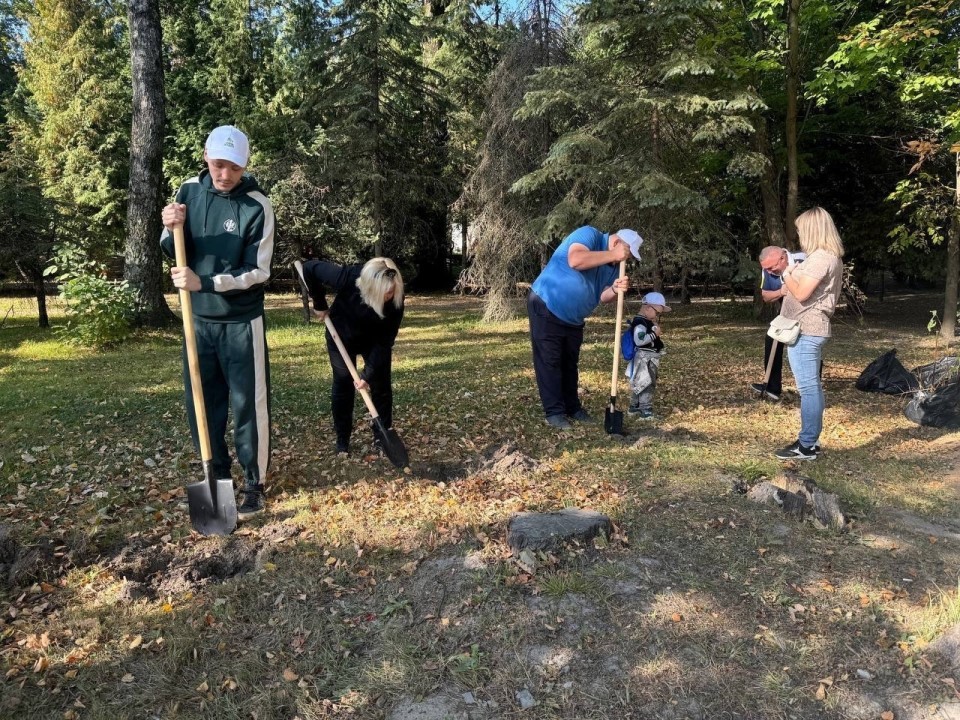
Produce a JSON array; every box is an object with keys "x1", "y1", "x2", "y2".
[
  {"x1": 941, "y1": 155, "x2": 959, "y2": 342},
  {"x1": 125, "y1": 0, "x2": 173, "y2": 327},
  {"x1": 15, "y1": 260, "x2": 49, "y2": 329},
  {"x1": 679, "y1": 265, "x2": 690, "y2": 304},
  {"x1": 650, "y1": 107, "x2": 663, "y2": 291},
  {"x1": 784, "y1": 0, "x2": 801, "y2": 249},
  {"x1": 755, "y1": 118, "x2": 788, "y2": 317},
  {"x1": 33, "y1": 269, "x2": 48, "y2": 329},
  {"x1": 756, "y1": 118, "x2": 786, "y2": 249},
  {"x1": 940, "y1": 57, "x2": 960, "y2": 343}
]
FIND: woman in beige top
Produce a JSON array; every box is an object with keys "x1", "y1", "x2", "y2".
[{"x1": 774, "y1": 207, "x2": 844, "y2": 461}]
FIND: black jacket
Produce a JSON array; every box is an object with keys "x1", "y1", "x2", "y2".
[{"x1": 302, "y1": 261, "x2": 404, "y2": 382}]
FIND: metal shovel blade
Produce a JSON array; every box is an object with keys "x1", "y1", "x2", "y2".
[
  {"x1": 187, "y1": 462, "x2": 238, "y2": 536},
  {"x1": 372, "y1": 417, "x2": 410, "y2": 469},
  {"x1": 604, "y1": 399, "x2": 624, "y2": 435}
]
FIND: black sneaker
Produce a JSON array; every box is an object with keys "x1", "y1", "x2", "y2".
[
  {"x1": 335, "y1": 437, "x2": 350, "y2": 455},
  {"x1": 774, "y1": 441, "x2": 818, "y2": 461},
  {"x1": 569, "y1": 408, "x2": 593, "y2": 423},
  {"x1": 627, "y1": 405, "x2": 643, "y2": 415},
  {"x1": 238, "y1": 484, "x2": 265, "y2": 519},
  {"x1": 545, "y1": 414, "x2": 573, "y2": 430},
  {"x1": 637, "y1": 409, "x2": 655, "y2": 420},
  {"x1": 750, "y1": 383, "x2": 781, "y2": 401}
]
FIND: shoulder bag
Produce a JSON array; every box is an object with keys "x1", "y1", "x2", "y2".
[{"x1": 768, "y1": 314, "x2": 801, "y2": 345}]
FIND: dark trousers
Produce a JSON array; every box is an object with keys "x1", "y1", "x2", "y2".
[
  {"x1": 763, "y1": 334, "x2": 785, "y2": 395},
  {"x1": 528, "y1": 292, "x2": 584, "y2": 418},
  {"x1": 326, "y1": 337, "x2": 392, "y2": 445},
  {"x1": 183, "y1": 316, "x2": 271, "y2": 489}
]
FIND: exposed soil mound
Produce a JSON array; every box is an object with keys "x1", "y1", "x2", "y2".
[{"x1": 106, "y1": 522, "x2": 299, "y2": 601}]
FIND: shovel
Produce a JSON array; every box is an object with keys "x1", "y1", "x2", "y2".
[
  {"x1": 323, "y1": 316, "x2": 410, "y2": 469},
  {"x1": 604, "y1": 260, "x2": 628, "y2": 435},
  {"x1": 755, "y1": 339, "x2": 780, "y2": 401},
  {"x1": 174, "y1": 225, "x2": 238, "y2": 536}
]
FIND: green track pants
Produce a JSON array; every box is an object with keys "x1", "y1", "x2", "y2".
[{"x1": 182, "y1": 315, "x2": 271, "y2": 489}]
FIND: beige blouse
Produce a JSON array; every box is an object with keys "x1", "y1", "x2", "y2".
[{"x1": 780, "y1": 249, "x2": 843, "y2": 337}]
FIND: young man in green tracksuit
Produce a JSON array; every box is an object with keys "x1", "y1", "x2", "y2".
[{"x1": 160, "y1": 125, "x2": 275, "y2": 519}]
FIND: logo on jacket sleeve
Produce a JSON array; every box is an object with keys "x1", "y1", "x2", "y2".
[{"x1": 223, "y1": 219, "x2": 237, "y2": 233}]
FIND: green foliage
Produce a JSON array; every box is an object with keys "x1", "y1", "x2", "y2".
[
  {"x1": 887, "y1": 174, "x2": 954, "y2": 252},
  {"x1": 45, "y1": 243, "x2": 135, "y2": 346},
  {"x1": 18, "y1": 0, "x2": 132, "y2": 254}
]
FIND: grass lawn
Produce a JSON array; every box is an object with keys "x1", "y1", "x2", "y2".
[{"x1": 1, "y1": 289, "x2": 959, "y2": 719}]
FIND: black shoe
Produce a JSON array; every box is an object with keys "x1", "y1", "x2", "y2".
[
  {"x1": 751, "y1": 383, "x2": 781, "y2": 401},
  {"x1": 545, "y1": 414, "x2": 573, "y2": 430},
  {"x1": 774, "y1": 441, "x2": 818, "y2": 461},
  {"x1": 238, "y1": 484, "x2": 265, "y2": 519},
  {"x1": 627, "y1": 405, "x2": 643, "y2": 416},
  {"x1": 336, "y1": 437, "x2": 350, "y2": 455},
  {"x1": 569, "y1": 408, "x2": 593, "y2": 423}
]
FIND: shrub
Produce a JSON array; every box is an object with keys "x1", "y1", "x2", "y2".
[{"x1": 45, "y1": 244, "x2": 136, "y2": 347}]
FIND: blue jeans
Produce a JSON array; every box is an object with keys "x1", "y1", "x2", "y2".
[{"x1": 786, "y1": 334, "x2": 828, "y2": 448}]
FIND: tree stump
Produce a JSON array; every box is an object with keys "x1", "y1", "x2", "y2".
[
  {"x1": 506, "y1": 508, "x2": 612, "y2": 554},
  {"x1": 746, "y1": 470, "x2": 847, "y2": 531}
]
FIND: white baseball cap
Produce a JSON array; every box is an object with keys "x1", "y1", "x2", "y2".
[
  {"x1": 642, "y1": 291, "x2": 671, "y2": 312},
  {"x1": 617, "y1": 229, "x2": 643, "y2": 261},
  {"x1": 205, "y1": 125, "x2": 249, "y2": 168}
]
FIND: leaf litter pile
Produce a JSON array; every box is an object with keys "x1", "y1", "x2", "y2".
[{"x1": 1, "y1": 293, "x2": 960, "y2": 719}]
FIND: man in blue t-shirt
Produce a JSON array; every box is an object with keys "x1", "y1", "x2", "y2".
[
  {"x1": 528, "y1": 226, "x2": 642, "y2": 429},
  {"x1": 753, "y1": 246, "x2": 806, "y2": 400}
]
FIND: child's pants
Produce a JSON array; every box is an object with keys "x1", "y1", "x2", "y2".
[{"x1": 629, "y1": 349, "x2": 662, "y2": 411}]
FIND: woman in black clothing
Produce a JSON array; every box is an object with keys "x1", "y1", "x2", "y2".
[{"x1": 295, "y1": 257, "x2": 405, "y2": 454}]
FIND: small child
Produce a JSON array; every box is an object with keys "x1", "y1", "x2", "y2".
[{"x1": 625, "y1": 292, "x2": 669, "y2": 419}]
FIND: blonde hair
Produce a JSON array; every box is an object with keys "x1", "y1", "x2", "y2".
[
  {"x1": 795, "y1": 207, "x2": 845, "y2": 258},
  {"x1": 356, "y1": 257, "x2": 404, "y2": 318}
]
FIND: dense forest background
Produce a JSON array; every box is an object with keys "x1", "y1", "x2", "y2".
[{"x1": 0, "y1": 0, "x2": 957, "y2": 332}]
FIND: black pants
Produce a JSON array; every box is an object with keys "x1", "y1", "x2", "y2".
[
  {"x1": 528, "y1": 291, "x2": 584, "y2": 418},
  {"x1": 326, "y1": 336, "x2": 392, "y2": 445},
  {"x1": 763, "y1": 334, "x2": 785, "y2": 395}
]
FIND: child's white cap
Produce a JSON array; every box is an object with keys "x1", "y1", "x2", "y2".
[{"x1": 642, "y1": 292, "x2": 671, "y2": 312}]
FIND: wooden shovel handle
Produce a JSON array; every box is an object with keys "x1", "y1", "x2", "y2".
[
  {"x1": 609, "y1": 260, "x2": 627, "y2": 399},
  {"x1": 763, "y1": 339, "x2": 780, "y2": 386},
  {"x1": 173, "y1": 225, "x2": 213, "y2": 462},
  {"x1": 323, "y1": 315, "x2": 381, "y2": 420}
]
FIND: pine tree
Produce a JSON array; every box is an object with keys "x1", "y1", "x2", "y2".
[
  {"x1": 0, "y1": 93, "x2": 57, "y2": 328},
  {"x1": 19, "y1": 0, "x2": 132, "y2": 258},
  {"x1": 323, "y1": 0, "x2": 448, "y2": 263}
]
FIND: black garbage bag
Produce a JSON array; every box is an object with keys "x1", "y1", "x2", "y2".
[
  {"x1": 855, "y1": 349, "x2": 919, "y2": 395},
  {"x1": 912, "y1": 356, "x2": 960, "y2": 388},
  {"x1": 904, "y1": 382, "x2": 960, "y2": 429}
]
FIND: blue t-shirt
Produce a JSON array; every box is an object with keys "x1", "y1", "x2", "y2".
[
  {"x1": 761, "y1": 251, "x2": 806, "y2": 292},
  {"x1": 531, "y1": 226, "x2": 618, "y2": 326}
]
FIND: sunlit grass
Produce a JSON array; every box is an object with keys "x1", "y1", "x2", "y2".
[{"x1": 3, "y1": 291, "x2": 960, "y2": 719}]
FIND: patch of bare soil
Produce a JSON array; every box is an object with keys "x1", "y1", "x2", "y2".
[
  {"x1": 930, "y1": 435, "x2": 960, "y2": 500},
  {"x1": 407, "y1": 442, "x2": 538, "y2": 484},
  {"x1": 107, "y1": 522, "x2": 299, "y2": 602},
  {"x1": 0, "y1": 525, "x2": 64, "y2": 589}
]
